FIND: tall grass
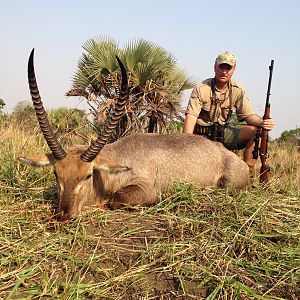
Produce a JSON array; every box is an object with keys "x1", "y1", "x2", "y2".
[{"x1": 0, "y1": 122, "x2": 299, "y2": 299}]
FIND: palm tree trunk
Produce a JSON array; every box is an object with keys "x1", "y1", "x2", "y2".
[{"x1": 148, "y1": 113, "x2": 157, "y2": 133}]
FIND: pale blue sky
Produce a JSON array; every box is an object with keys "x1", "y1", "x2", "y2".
[{"x1": 1, "y1": 0, "x2": 299, "y2": 138}]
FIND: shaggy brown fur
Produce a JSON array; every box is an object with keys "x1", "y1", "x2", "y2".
[{"x1": 19, "y1": 133, "x2": 249, "y2": 220}]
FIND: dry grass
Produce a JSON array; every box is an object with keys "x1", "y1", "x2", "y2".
[{"x1": 0, "y1": 122, "x2": 299, "y2": 299}]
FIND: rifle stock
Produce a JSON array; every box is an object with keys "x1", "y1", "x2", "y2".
[
  {"x1": 259, "y1": 60, "x2": 274, "y2": 183},
  {"x1": 259, "y1": 103, "x2": 270, "y2": 182}
]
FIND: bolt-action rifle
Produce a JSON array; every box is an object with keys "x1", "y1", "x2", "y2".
[{"x1": 252, "y1": 60, "x2": 274, "y2": 183}]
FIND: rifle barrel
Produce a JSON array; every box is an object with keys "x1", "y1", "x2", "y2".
[
  {"x1": 266, "y1": 60, "x2": 274, "y2": 105},
  {"x1": 259, "y1": 59, "x2": 274, "y2": 183}
]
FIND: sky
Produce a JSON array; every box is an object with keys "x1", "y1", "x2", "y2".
[{"x1": 1, "y1": 0, "x2": 299, "y2": 138}]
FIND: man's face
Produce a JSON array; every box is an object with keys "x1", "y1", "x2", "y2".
[{"x1": 214, "y1": 63, "x2": 236, "y2": 84}]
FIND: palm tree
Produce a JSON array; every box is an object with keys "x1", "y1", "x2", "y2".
[{"x1": 66, "y1": 36, "x2": 195, "y2": 139}]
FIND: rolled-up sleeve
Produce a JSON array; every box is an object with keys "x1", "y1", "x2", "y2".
[
  {"x1": 236, "y1": 90, "x2": 256, "y2": 121},
  {"x1": 185, "y1": 86, "x2": 202, "y2": 118}
]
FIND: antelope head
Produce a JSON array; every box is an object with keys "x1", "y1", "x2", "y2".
[{"x1": 19, "y1": 49, "x2": 129, "y2": 221}]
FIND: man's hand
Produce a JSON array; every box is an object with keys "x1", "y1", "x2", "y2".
[
  {"x1": 244, "y1": 114, "x2": 275, "y2": 131},
  {"x1": 262, "y1": 117, "x2": 275, "y2": 131}
]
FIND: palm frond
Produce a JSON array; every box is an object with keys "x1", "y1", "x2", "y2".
[{"x1": 68, "y1": 36, "x2": 194, "y2": 135}]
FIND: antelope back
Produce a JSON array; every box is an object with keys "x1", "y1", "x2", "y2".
[{"x1": 99, "y1": 133, "x2": 250, "y2": 190}]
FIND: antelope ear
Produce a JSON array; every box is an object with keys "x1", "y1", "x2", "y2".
[
  {"x1": 18, "y1": 153, "x2": 56, "y2": 167},
  {"x1": 95, "y1": 158, "x2": 131, "y2": 174}
]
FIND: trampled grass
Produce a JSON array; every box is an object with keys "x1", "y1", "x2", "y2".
[{"x1": 0, "y1": 123, "x2": 299, "y2": 299}]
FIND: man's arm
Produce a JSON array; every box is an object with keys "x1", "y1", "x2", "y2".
[
  {"x1": 183, "y1": 114, "x2": 197, "y2": 133},
  {"x1": 244, "y1": 114, "x2": 275, "y2": 131}
]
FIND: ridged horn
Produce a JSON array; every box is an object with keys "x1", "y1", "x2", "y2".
[
  {"x1": 80, "y1": 56, "x2": 129, "y2": 162},
  {"x1": 28, "y1": 49, "x2": 67, "y2": 160}
]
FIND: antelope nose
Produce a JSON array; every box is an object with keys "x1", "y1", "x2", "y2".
[
  {"x1": 54, "y1": 208, "x2": 72, "y2": 222},
  {"x1": 61, "y1": 212, "x2": 72, "y2": 223}
]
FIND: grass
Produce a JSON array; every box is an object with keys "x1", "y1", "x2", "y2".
[{"x1": 0, "y1": 122, "x2": 299, "y2": 299}]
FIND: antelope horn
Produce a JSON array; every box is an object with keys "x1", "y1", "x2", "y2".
[
  {"x1": 80, "y1": 56, "x2": 129, "y2": 162},
  {"x1": 28, "y1": 49, "x2": 67, "y2": 160}
]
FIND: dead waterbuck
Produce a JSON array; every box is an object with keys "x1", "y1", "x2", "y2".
[{"x1": 19, "y1": 49, "x2": 249, "y2": 221}]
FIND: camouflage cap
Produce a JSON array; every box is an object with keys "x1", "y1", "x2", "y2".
[{"x1": 215, "y1": 51, "x2": 236, "y2": 66}]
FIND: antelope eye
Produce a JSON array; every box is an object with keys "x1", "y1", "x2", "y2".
[{"x1": 85, "y1": 174, "x2": 92, "y2": 180}]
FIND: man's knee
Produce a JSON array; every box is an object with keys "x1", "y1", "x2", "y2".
[
  {"x1": 239, "y1": 125, "x2": 258, "y2": 145},
  {"x1": 248, "y1": 125, "x2": 258, "y2": 136}
]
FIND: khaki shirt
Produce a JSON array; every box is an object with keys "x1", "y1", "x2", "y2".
[{"x1": 186, "y1": 78, "x2": 256, "y2": 126}]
